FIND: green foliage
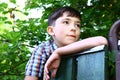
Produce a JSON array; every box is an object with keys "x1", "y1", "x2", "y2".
[
  {"x1": 0, "y1": 0, "x2": 119, "y2": 79},
  {"x1": 107, "y1": 51, "x2": 116, "y2": 79},
  {"x1": 9, "y1": 0, "x2": 16, "y2": 4},
  {"x1": 0, "y1": 2, "x2": 8, "y2": 12}
]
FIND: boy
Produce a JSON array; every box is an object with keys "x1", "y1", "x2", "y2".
[{"x1": 25, "y1": 6, "x2": 107, "y2": 80}]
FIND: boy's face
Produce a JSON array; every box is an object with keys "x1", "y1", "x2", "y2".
[{"x1": 48, "y1": 12, "x2": 81, "y2": 47}]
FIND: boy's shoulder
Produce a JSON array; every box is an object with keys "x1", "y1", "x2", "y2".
[
  {"x1": 38, "y1": 40, "x2": 54, "y2": 47},
  {"x1": 34, "y1": 40, "x2": 57, "y2": 54},
  {"x1": 37, "y1": 40, "x2": 58, "y2": 50}
]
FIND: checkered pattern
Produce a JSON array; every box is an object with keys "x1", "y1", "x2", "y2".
[{"x1": 25, "y1": 40, "x2": 58, "y2": 77}]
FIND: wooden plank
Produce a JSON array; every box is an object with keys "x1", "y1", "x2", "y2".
[
  {"x1": 51, "y1": 56, "x2": 76, "y2": 80},
  {"x1": 76, "y1": 51, "x2": 106, "y2": 80},
  {"x1": 51, "y1": 45, "x2": 108, "y2": 80}
]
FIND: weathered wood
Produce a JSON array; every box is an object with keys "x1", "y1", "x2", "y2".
[
  {"x1": 51, "y1": 56, "x2": 76, "y2": 80},
  {"x1": 76, "y1": 51, "x2": 106, "y2": 80},
  {"x1": 51, "y1": 45, "x2": 108, "y2": 80}
]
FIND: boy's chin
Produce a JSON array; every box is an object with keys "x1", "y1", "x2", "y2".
[{"x1": 65, "y1": 40, "x2": 77, "y2": 45}]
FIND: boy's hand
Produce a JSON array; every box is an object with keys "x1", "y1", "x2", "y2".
[{"x1": 43, "y1": 52, "x2": 61, "y2": 80}]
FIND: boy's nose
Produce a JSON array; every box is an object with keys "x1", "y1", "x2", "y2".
[{"x1": 70, "y1": 24, "x2": 76, "y2": 31}]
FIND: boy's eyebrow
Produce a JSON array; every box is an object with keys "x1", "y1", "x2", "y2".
[{"x1": 62, "y1": 17, "x2": 80, "y2": 23}]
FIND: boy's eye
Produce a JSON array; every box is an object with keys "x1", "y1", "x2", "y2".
[
  {"x1": 76, "y1": 24, "x2": 80, "y2": 28},
  {"x1": 63, "y1": 21, "x2": 69, "y2": 24}
]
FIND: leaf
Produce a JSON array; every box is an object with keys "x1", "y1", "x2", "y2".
[
  {"x1": 4, "y1": 21, "x2": 12, "y2": 24},
  {"x1": 9, "y1": 0, "x2": 16, "y2": 4},
  {"x1": 0, "y1": 2, "x2": 8, "y2": 8}
]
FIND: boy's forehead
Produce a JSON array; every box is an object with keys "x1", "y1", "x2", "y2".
[{"x1": 58, "y1": 12, "x2": 80, "y2": 22}]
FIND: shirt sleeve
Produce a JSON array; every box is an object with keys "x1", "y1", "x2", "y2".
[{"x1": 25, "y1": 43, "x2": 48, "y2": 77}]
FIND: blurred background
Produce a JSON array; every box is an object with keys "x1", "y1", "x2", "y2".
[{"x1": 0, "y1": 0, "x2": 119, "y2": 79}]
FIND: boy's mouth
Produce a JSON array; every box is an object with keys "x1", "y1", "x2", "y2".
[{"x1": 67, "y1": 35, "x2": 76, "y2": 38}]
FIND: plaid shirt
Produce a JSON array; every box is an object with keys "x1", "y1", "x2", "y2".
[{"x1": 25, "y1": 40, "x2": 58, "y2": 77}]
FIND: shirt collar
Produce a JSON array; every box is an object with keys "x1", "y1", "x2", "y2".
[{"x1": 52, "y1": 41, "x2": 58, "y2": 50}]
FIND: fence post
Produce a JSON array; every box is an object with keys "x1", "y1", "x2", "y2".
[{"x1": 108, "y1": 20, "x2": 120, "y2": 80}]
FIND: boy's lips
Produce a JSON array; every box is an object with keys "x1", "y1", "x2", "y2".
[{"x1": 67, "y1": 35, "x2": 76, "y2": 38}]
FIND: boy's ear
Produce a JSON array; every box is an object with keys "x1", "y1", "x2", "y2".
[{"x1": 47, "y1": 26, "x2": 55, "y2": 36}]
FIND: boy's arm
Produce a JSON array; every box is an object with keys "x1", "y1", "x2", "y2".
[
  {"x1": 24, "y1": 76, "x2": 38, "y2": 80},
  {"x1": 44, "y1": 36, "x2": 108, "y2": 80},
  {"x1": 54, "y1": 36, "x2": 107, "y2": 56}
]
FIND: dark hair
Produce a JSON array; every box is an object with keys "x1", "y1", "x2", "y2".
[{"x1": 48, "y1": 6, "x2": 81, "y2": 26}]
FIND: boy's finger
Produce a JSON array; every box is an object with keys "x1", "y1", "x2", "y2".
[
  {"x1": 46, "y1": 74, "x2": 50, "y2": 80},
  {"x1": 51, "y1": 69, "x2": 58, "y2": 78},
  {"x1": 44, "y1": 66, "x2": 50, "y2": 80},
  {"x1": 45, "y1": 63, "x2": 50, "y2": 74},
  {"x1": 44, "y1": 70, "x2": 50, "y2": 80}
]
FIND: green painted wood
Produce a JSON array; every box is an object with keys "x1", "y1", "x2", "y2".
[
  {"x1": 51, "y1": 56, "x2": 76, "y2": 80},
  {"x1": 51, "y1": 45, "x2": 108, "y2": 80},
  {"x1": 76, "y1": 51, "x2": 106, "y2": 80}
]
